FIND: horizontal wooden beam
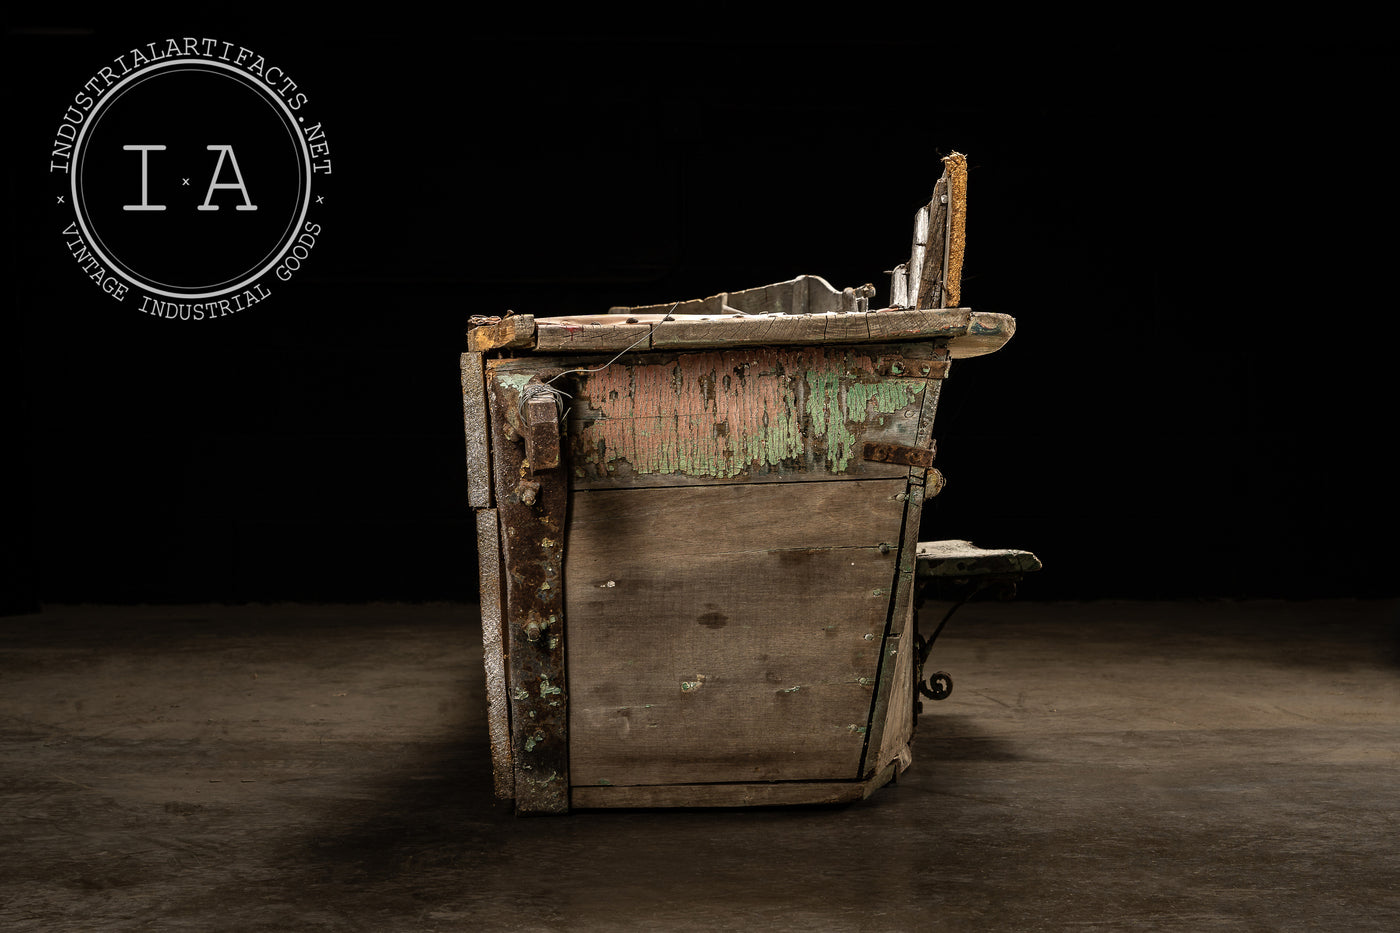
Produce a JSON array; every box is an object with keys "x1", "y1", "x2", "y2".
[{"x1": 530, "y1": 308, "x2": 1014, "y2": 358}]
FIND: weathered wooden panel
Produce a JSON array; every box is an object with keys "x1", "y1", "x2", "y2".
[
  {"x1": 565, "y1": 480, "x2": 907, "y2": 788},
  {"x1": 475, "y1": 508, "x2": 512, "y2": 800},
  {"x1": 916, "y1": 175, "x2": 949, "y2": 310},
  {"x1": 460, "y1": 352, "x2": 492, "y2": 509},
  {"x1": 516, "y1": 308, "x2": 1012, "y2": 358},
  {"x1": 566, "y1": 345, "x2": 933, "y2": 489},
  {"x1": 536, "y1": 319, "x2": 652, "y2": 353},
  {"x1": 650, "y1": 307, "x2": 964, "y2": 349}
]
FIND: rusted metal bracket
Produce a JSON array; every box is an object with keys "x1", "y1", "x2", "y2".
[
  {"x1": 910, "y1": 541, "x2": 1042, "y2": 722},
  {"x1": 863, "y1": 441, "x2": 937, "y2": 470},
  {"x1": 487, "y1": 368, "x2": 570, "y2": 814},
  {"x1": 523, "y1": 393, "x2": 561, "y2": 472},
  {"x1": 872, "y1": 357, "x2": 949, "y2": 379}
]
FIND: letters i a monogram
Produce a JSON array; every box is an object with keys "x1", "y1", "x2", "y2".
[{"x1": 122, "y1": 144, "x2": 258, "y2": 211}]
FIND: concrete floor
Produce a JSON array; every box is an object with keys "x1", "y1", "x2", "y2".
[{"x1": 2, "y1": 599, "x2": 1396, "y2": 932}]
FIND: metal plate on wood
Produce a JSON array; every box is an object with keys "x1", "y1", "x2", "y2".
[{"x1": 863, "y1": 441, "x2": 937, "y2": 470}]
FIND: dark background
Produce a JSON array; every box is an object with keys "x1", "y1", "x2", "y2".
[{"x1": 5, "y1": 18, "x2": 1394, "y2": 610}]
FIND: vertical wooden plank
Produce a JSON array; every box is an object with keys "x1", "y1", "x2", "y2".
[
  {"x1": 918, "y1": 175, "x2": 950, "y2": 310},
  {"x1": 860, "y1": 354, "x2": 948, "y2": 776},
  {"x1": 908, "y1": 204, "x2": 928, "y2": 305},
  {"x1": 475, "y1": 508, "x2": 512, "y2": 800},
  {"x1": 486, "y1": 367, "x2": 571, "y2": 814},
  {"x1": 890, "y1": 262, "x2": 909, "y2": 308},
  {"x1": 460, "y1": 352, "x2": 491, "y2": 509},
  {"x1": 860, "y1": 479, "x2": 922, "y2": 775},
  {"x1": 875, "y1": 596, "x2": 916, "y2": 775}
]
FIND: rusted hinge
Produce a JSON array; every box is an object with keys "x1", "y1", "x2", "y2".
[{"x1": 863, "y1": 441, "x2": 937, "y2": 470}]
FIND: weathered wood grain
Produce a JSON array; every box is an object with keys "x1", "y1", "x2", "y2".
[
  {"x1": 917, "y1": 175, "x2": 950, "y2": 310},
  {"x1": 467, "y1": 314, "x2": 536, "y2": 352},
  {"x1": 908, "y1": 202, "x2": 929, "y2": 306},
  {"x1": 460, "y1": 352, "x2": 491, "y2": 509},
  {"x1": 565, "y1": 480, "x2": 907, "y2": 787},
  {"x1": 536, "y1": 319, "x2": 652, "y2": 353},
  {"x1": 475, "y1": 508, "x2": 512, "y2": 800},
  {"x1": 915, "y1": 540, "x2": 1044, "y2": 577},
  {"x1": 565, "y1": 344, "x2": 932, "y2": 489},
  {"x1": 861, "y1": 352, "x2": 946, "y2": 775},
  {"x1": 486, "y1": 374, "x2": 571, "y2": 814},
  {"x1": 571, "y1": 760, "x2": 900, "y2": 809},
  {"x1": 508, "y1": 308, "x2": 1012, "y2": 358}
]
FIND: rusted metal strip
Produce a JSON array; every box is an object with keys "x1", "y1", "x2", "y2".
[
  {"x1": 872, "y1": 356, "x2": 949, "y2": 378},
  {"x1": 487, "y1": 366, "x2": 570, "y2": 815},
  {"x1": 863, "y1": 441, "x2": 937, "y2": 470},
  {"x1": 524, "y1": 394, "x2": 561, "y2": 472}
]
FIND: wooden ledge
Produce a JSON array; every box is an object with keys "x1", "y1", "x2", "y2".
[
  {"x1": 518, "y1": 307, "x2": 1014, "y2": 358},
  {"x1": 915, "y1": 540, "x2": 1043, "y2": 579}
]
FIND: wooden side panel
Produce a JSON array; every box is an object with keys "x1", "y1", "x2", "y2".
[
  {"x1": 475, "y1": 508, "x2": 512, "y2": 800},
  {"x1": 565, "y1": 480, "x2": 907, "y2": 788},
  {"x1": 566, "y1": 345, "x2": 931, "y2": 489}
]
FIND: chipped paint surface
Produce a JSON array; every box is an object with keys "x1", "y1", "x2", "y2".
[{"x1": 572, "y1": 347, "x2": 923, "y2": 481}]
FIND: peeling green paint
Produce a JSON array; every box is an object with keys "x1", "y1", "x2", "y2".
[
  {"x1": 539, "y1": 679, "x2": 562, "y2": 698},
  {"x1": 806, "y1": 367, "x2": 921, "y2": 472},
  {"x1": 575, "y1": 347, "x2": 923, "y2": 479}
]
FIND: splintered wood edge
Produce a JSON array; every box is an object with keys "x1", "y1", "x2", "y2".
[{"x1": 467, "y1": 314, "x2": 537, "y2": 352}]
